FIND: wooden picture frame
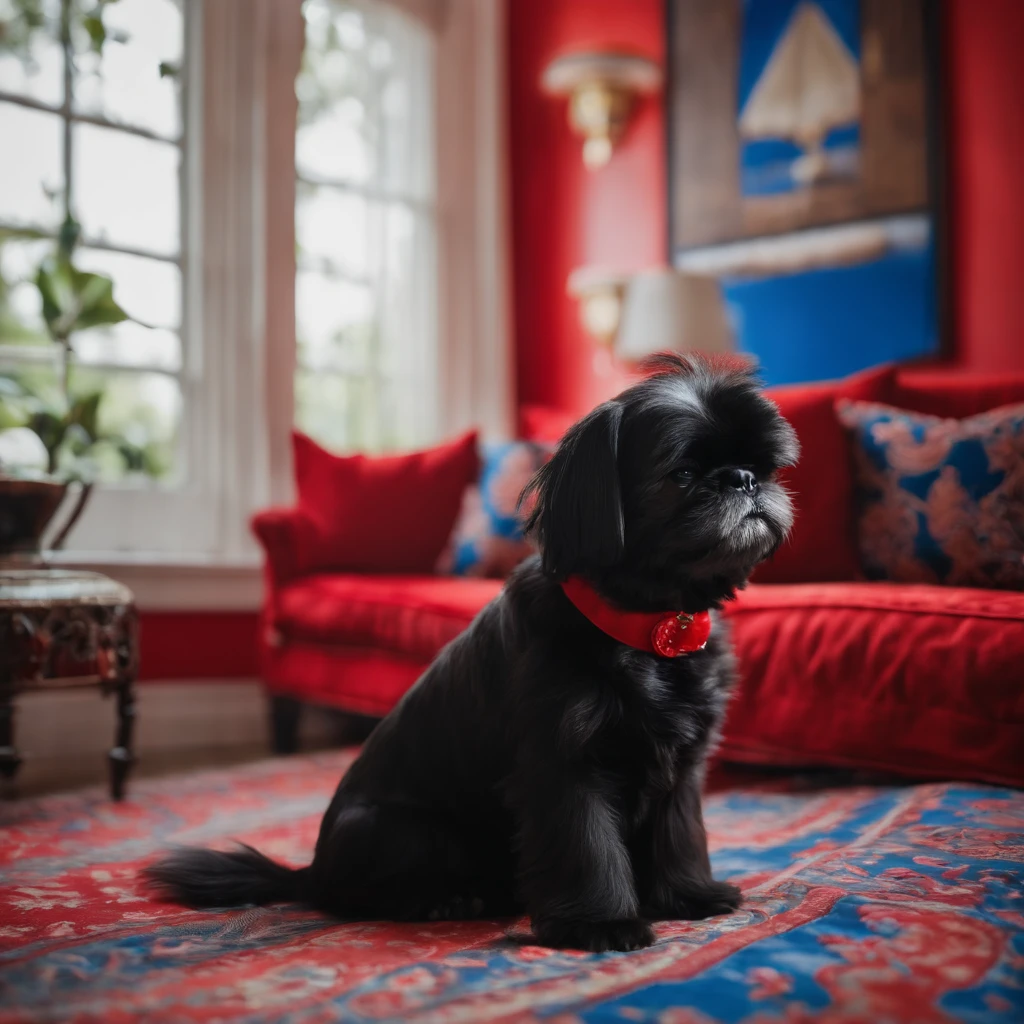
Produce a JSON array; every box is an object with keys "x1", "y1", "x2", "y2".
[
  {"x1": 664, "y1": 0, "x2": 949, "y2": 382},
  {"x1": 667, "y1": 0, "x2": 935, "y2": 252}
]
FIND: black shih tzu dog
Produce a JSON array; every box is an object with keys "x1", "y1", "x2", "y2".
[{"x1": 146, "y1": 355, "x2": 798, "y2": 953}]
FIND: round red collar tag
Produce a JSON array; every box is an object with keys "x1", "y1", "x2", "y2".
[{"x1": 651, "y1": 611, "x2": 712, "y2": 657}]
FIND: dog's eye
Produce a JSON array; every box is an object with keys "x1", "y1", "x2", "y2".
[{"x1": 669, "y1": 465, "x2": 696, "y2": 487}]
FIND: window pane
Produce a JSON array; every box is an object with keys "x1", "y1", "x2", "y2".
[
  {"x1": 72, "y1": 322, "x2": 180, "y2": 372},
  {"x1": 296, "y1": 95, "x2": 374, "y2": 187},
  {"x1": 296, "y1": 182, "x2": 370, "y2": 276},
  {"x1": 0, "y1": 236, "x2": 53, "y2": 343},
  {"x1": 0, "y1": 102, "x2": 63, "y2": 229},
  {"x1": 295, "y1": 369, "x2": 351, "y2": 453},
  {"x1": 0, "y1": 0, "x2": 63, "y2": 106},
  {"x1": 73, "y1": 0, "x2": 183, "y2": 139},
  {"x1": 297, "y1": 1, "x2": 375, "y2": 185},
  {"x1": 295, "y1": 370, "x2": 389, "y2": 455},
  {"x1": 75, "y1": 248, "x2": 181, "y2": 329},
  {"x1": 71, "y1": 367, "x2": 181, "y2": 482},
  {"x1": 296, "y1": 269, "x2": 374, "y2": 374},
  {"x1": 73, "y1": 123, "x2": 180, "y2": 257},
  {"x1": 297, "y1": 0, "x2": 434, "y2": 200}
]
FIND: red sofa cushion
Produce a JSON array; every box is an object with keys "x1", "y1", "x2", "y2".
[
  {"x1": 274, "y1": 574, "x2": 502, "y2": 662},
  {"x1": 893, "y1": 369, "x2": 1024, "y2": 419},
  {"x1": 721, "y1": 582, "x2": 1024, "y2": 786},
  {"x1": 754, "y1": 364, "x2": 896, "y2": 584},
  {"x1": 291, "y1": 430, "x2": 479, "y2": 574}
]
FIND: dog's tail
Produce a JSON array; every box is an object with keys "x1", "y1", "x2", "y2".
[{"x1": 143, "y1": 845, "x2": 309, "y2": 908}]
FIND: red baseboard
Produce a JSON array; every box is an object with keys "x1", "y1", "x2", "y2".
[{"x1": 138, "y1": 611, "x2": 261, "y2": 682}]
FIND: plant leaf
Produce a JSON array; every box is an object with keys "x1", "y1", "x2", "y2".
[
  {"x1": 35, "y1": 256, "x2": 127, "y2": 336},
  {"x1": 73, "y1": 272, "x2": 128, "y2": 330},
  {"x1": 27, "y1": 409, "x2": 67, "y2": 465},
  {"x1": 115, "y1": 438, "x2": 147, "y2": 473},
  {"x1": 68, "y1": 390, "x2": 103, "y2": 440},
  {"x1": 35, "y1": 257, "x2": 76, "y2": 336},
  {"x1": 83, "y1": 13, "x2": 105, "y2": 52}
]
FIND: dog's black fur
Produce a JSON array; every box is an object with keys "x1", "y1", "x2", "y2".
[{"x1": 145, "y1": 356, "x2": 798, "y2": 953}]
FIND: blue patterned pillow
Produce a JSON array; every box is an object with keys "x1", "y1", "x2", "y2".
[
  {"x1": 837, "y1": 400, "x2": 1024, "y2": 589},
  {"x1": 437, "y1": 441, "x2": 552, "y2": 578}
]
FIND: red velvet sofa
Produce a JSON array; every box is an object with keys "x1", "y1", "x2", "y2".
[{"x1": 252, "y1": 366, "x2": 1024, "y2": 787}]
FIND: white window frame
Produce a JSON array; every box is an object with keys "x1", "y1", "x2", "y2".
[{"x1": 54, "y1": 0, "x2": 513, "y2": 609}]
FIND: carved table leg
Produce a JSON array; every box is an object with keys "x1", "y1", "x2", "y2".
[
  {"x1": 0, "y1": 610, "x2": 25, "y2": 787},
  {"x1": 109, "y1": 677, "x2": 137, "y2": 801},
  {"x1": 0, "y1": 686, "x2": 21, "y2": 784}
]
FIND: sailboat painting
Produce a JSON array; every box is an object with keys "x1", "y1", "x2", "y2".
[{"x1": 738, "y1": 0, "x2": 862, "y2": 196}]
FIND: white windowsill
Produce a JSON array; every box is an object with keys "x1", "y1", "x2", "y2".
[{"x1": 44, "y1": 552, "x2": 264, "y2": 612}]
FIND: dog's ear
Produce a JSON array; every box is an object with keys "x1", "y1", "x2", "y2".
[{"x1": 522, "y1": 401, "x2": 624, "y2": 578}]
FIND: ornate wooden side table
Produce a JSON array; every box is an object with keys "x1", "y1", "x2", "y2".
[{"x1": 0, "y1": 569, "x2": 139, "y2": 799}]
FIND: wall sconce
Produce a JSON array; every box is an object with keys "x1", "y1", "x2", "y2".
[
  {"x1": 542, "y1": 52, "x2": 662, "y2": 169},
  {"x1": 567, "y1": 267, "x2": 630, "y2": 344}
]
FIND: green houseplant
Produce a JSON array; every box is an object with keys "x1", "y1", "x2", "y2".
[{"x1": 0, "y1": 217, "x2": 134, "y2": 558}]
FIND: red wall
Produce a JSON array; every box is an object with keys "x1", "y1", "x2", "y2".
[
  {"x1": 507, "y1": 0, "x2": 666, "y2": 422},
  {"x1": 945, "y1": 0, "x2": 1024, "y2": 372}
]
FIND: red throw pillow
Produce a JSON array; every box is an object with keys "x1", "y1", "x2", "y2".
[
  {"x1": 291, "y1": 430, "x2": 480, "y2": 574},
  {"x1": 753, "y1": 364, "x2": 895, "y2": 584}
]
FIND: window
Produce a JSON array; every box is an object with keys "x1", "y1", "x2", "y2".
[
  {"x1": 294, "y1": 0, "x2": 438, "y2": 454},
  {"x1": 0, "y1": 0, "x2": 186, "y2": 484},
  {"x1": 0, "y1": 0, "x2": 509, "y2": 593}
]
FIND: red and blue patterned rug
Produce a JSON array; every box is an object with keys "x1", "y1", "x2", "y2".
[{"x1": 1, "y1": 751, "x2": 1022, "y2": 1023}]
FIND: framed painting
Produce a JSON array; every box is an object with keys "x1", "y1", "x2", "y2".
[{"x1": 666, "y1": 0, "x2": 946, "y2": 385}]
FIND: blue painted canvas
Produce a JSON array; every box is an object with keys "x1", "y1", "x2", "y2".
[
  {"x1": 738, "y1": 0, "x2": 862, "y2": 197},
  {"x1": 720, "y1": 221, "x2": 937, "y2": 386}
]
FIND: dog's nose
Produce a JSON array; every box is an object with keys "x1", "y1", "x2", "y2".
[{"x1": 724, "y1": 467, "x2": 758, "y2": 494}]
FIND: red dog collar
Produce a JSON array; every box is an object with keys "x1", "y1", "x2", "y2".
[{"x1": 560, "y1": 576, "x2": 711, "y2": 657}]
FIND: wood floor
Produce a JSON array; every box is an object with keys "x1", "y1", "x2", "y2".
[{"x1": 0, "y1": 681, "x2": 370, "y2": 799}]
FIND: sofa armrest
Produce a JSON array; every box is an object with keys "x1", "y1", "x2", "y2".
[{"x1": 250, "y1": 507, "x2": 315, "y2": 588}]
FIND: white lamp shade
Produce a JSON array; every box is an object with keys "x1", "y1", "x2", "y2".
[{"x1": 616, "y1": 269, "x2": 733, "y2": 361}]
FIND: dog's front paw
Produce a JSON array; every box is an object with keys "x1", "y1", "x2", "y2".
[
  {"x1": 647, "y1": 879, "x2": 743, "y2": 921},
  {"x1": 533, "y1": 917, "x2": 656, "y2": 953}
]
